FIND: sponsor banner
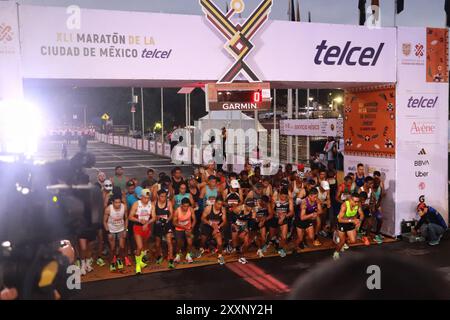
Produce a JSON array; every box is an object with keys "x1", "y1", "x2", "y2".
[
  {"x1": 107, "y1": 135, "x2": 113, "y2": 144},
  {"x1": 136, "y1": 139, "x2": 142, "y2": 150},
  {"x1": 163, "y1": 144, "x2": 171, "y2": 157},
  {"x1": 128, "y1": 138, "x2": 136, "y2": 149},
  {"x1": 150, "y1": 141, "x2": 156, "y2": 153},
  {"x1": 113, "y1": 136, "x2": 119, "y2": 145},
  {"x1": 280, "y1": 118, "x2": 343, "y2": 137},
  {"x1": 344, "y1": 87, "x2": 396, "y2": 157},
  {"x1": 18, "y1": 5, "x2": 395, "y2": 84},
  {"x1": 344, "y1": 155, "x2": 396, "y2": 236},
  {"x1": 0, "y1": 2, "x2": 23, "y2": 99},
  {"x1": 396, "y1": 27, "x2": 448, "y2": 228},
  {"x1": 156, "y1": 142, "x2": 163, "y2": 155},
  {"x1": 143, "y1": 139, "x2": 149, "y2": 151}
]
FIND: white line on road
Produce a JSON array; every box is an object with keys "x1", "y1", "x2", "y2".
[
  {"x1": 95, "y1": 159, "x2": 171, "y2": 164},
  {"x1": 90, "y1": 164, "x2": 191, "y2": 170}
]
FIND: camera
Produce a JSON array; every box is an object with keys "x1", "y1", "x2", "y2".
[{"x1": 0, "y1": 152, "x2": 103, "y2": 299}]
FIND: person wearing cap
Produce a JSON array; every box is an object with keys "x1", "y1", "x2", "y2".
[
  {"x1": 230, "y1": 197, "x2": 256, "y2": 264},
  {"x1": 253, "y1": 195, "x2": 273, "y2": 258},
  {"x1": 412, "y1": 202, "x2": 447, "y2": 246},
  {"x1": 128, "y1": 188, "x2": 155, "y2": 274},
  {"x1": 199, "y1": 196, "x2": 227, "y2": 265},
  {"x1": 223, "y1": 175, "x2": 243, "y2": 203},
  {"x1": 95, "y1": 171, "x2": 107, "y2": 190},
  {"x1": 315, "y1": 180, "x2": 331, "y2": 245}
]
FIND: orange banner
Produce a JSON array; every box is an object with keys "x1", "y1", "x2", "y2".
[
  {"x1": 344, "y1": 87, "x2": 395, "y2": 157},
  {"x1": 426, "y1": 27, "x2": 448, "y2": 83}
]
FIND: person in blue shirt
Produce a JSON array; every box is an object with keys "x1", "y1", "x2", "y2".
[{"x1": 413, "y1": 202, "x2": 447, "y2": 246}]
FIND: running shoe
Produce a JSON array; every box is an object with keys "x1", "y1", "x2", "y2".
[
  {"x1": 218, "y1": 255, "x2": 225, "y2": 265},
  {"x1": 135, "y1": 263, "x2": 142, "y2": 275},
  {"x1": 374, "y1": 234, "x2": 383, "y2": 244},
  {"x1": 362, "y1": 236, "x2": 371, "y2": 246},
  {"x1": 186, "y1": 253, "x2": 193, "y2": 264},
  {"x1": 85, "y1": 258, "x2": 94, "y2": 272},
  {"x1": 168, "y1": 260, "x2": 175, "y2": 269},
  {"x1": 343, "y1": 243, "x2": 350, "y2": 250},
  {"x1": 75, "y1": 259, "x2": 81, "y2": 268},
  {"x1": 429, "y1": 240, "x2": 440, "y2": 246},
  {"x1": 313, "y1": 240, "x2": 322, "y2": 247},
  {"x1": 124, "y1": 256, "x2": 132, "y2": 267},
  {"x1": 198, "y1": 248, "x2": 205, "y2": 258},
  {"x1": 332, "y1": 251, "x2": 340, "y2": 260},
  {"x1": 261, "y1": 244, "x2": 268, "y2": 253},
  {"x1": 116, "y1": 259, "x2": 124, "y2": 270},
  {"x1": 256, "y1": 249, "x2": 264, "y2": 258},
  {"x1": 110, "y1": 263, "x2": 116, "y2": 272},
  {"x1": 278, "y1": 248, "x2": 287, "y2": 258},
  {"x1": 156, "y1": 256, "x2": 164, "y2": 265},
  {"x1": 174, "y1": 253, "x2": 181, "y2": 263},
  {"x1": 318, "y1": 230, "x2": 328, "y2": 238},
  {"x1": 96, "y1": 257, "x2": 105, "y2": 267},
  {"x1": 238, "y1": 257, "x2": 248, "y2": 264}
]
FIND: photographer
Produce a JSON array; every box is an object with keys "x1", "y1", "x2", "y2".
[{"x1": 413, "y1": 202, "x2": 447, "y2": 246}]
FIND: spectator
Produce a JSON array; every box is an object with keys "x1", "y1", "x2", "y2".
[
  {"x1": 323, "y1": 137, "x2": 336, "y2": 170},
  {"x1": 413, "y1": 202, "x2": 447, "y2": 246}
]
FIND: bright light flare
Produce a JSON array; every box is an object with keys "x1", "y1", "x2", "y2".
[{"x1": 0, "y1": 99, "x2": 44, "y2": 156}]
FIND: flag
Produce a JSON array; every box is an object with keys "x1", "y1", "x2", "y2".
[
  {"x1": 225, "y1": 1, "x2": 229, "y2": 13},
  {"x1": 396, "y1": 0, "x2": 404, "y2": 14},
  {"x1": 295, "y1": 0, "x2": 301, "y2": 22},
  {"x1": 308, "y1": 11, "x2": 311, "y2": 22},
  {"x1": 358, "y1": 0, "x2": 366, "y2": 26},
  {"x1": 446, "y1": 0, "x2": 450, "y2": 27},
  {"x1": 372, "y1": 0, "x2": 379, "y2": 22}
]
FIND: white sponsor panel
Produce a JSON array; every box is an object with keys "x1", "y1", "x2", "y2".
[
  {"x1": 136, "y1": 139, "x2": 142, "y2": 150},
  {"x1": 396, "y1": 27, "x2": 448, "y2": 232},
  {"x1": 18, "y1": 5, "x2": 395, "y2": 84},
  {"x1": 113, "y1": 136, "x2": 119, "y2": 145},
  {"x1": 172, "y1": 146, "x2": 191, "y2": 163},
  {"x1": 143, "y1": 139, "x2": 149, "y2": 151},
  {"x1": 0, "y1": 2, "x2": 23, "y2": 99},
  {"x1": 280, "y1": 119, "x2": 343, "y2": 137},
  {"x1": 150, "y1": 141, "x2": 156, "y2": 153},
  {"x1": 128, "y1": 138, "x2": 136, "y2": 149},
  {"x1": 344, "y1": 155, "x2": 396, "y2": 236},
  {"x1": 163, "y1": 144, "x2": 171, "y2": 157},
  {"x1": 156, "y1": 142, "x2": 163, "y2": 155}
]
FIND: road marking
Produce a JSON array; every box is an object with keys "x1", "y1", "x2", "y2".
[
  {"x1": 95, "y1": 159, "x2": 171, "y2": 164},
  {"x1": 90, "y1": 164, "x2": 191, "y2": 170}
]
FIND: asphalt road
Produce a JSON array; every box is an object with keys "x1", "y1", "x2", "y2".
[
  {"x1": 35, "y1": 139, "x2": 450, "y2": 300},
  {"x1": 35, "y1": 139, "x2": 195, "y2": 183}
]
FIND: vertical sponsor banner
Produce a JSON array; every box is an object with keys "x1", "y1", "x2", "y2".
[
  {"x1": 143, "y1": 139, "x2": 149, "y2": 152},
  {"x1": 344, "y1": 155, "x2": 396, "y2": 236},
  {"x1": 163, "y1": 144, "x2": 171, "y2": 157},
  {"x1": 136, "y1": 139, "x2": 142, "y2": 150},
  {"x1": 156, "y1": 142, "x2": 163, "y2": 155},
  {"x1": 0, "y1": 2, "x2": 23, "y2": 100},
  {"x1": 113, "y1": 136, "x2": 119, "y2": 144},
  {"x1": 396, "y1": 27, "x2": 449, "y2": 233},
  {"x1": 150, "y1": 141, "x2": 156, "y2": 153}
]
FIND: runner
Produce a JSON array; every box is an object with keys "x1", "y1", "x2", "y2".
[
  {"x1": 359, "y1": 176, "x2": 376, "y2": 246},
  {"x1": 354, "y1": 163, "x2": 365, "y2": 188},
  {"x1": 173, "y1": 182, "x2": 194, "y2": 210},
  {"x1": 268, "y1": 187, "x2": 294, "y2": 257},
  {"x1": 103, "y1": 195, "x2": 128, "y2": 272},
  {"x1": 372, "y1": 171, "x2": 384, "y2": 244},
  {"x1": 238, "y1": 170, "x2": 252, "y2": 198},
  {"x1": 333, "y1": 192, "x2": 365, "y2": 260},
  {"x1": 141, "y1": 168, "x2": 157, "y2": 189},
  {"x1": 111, "y1": 166, "x2": 128, "y2": 193},
  {"x1": 230, "y1": 198, "x2": 255, "y2": 264},
  {"x1": 261, "y1": 177, "x2": 273, "y2": 198},
  {"x1": 173, "y1": 198, "x2": 196, "y2": 264},
  {"x1": 151, "y1": 189, "x2": 175, "y2": 269},
  {"x1": 200, "y1": 196, "x2": 227, "y2": 265},
  {"x1": 200, "y1": 175, "x2": 219, "y2": 208},
  {"x1": 128, "y1": 188, "x2": 155, "y2": 274},
  {"x1": 171, "y1": 167, "x2": 185, "y2": 195},
  {"x1": 316, "y1": 180, "x2": 331, "y2": 242},
  {"x1": 253, "y1": 195, "x2": 273, "y2": 258},
  {"x1": 295, "y1": 188, "x2": 322, "y2": 252}
]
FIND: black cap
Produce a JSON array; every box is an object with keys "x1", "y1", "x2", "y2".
[{"x1": 126, "y1": 180, "x2": 135, "y2": 187}]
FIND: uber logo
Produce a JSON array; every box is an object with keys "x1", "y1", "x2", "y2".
[
  {"x1": 415, "y1": 171, "x2": 429, "y2": 178},
  {"x1": 314, "y1": 40, "x2": 385, "y2": 66}
]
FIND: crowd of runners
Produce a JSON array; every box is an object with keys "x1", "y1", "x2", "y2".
[{"x1": 76, "y1": 161, "x2": 385, "y2": 275}]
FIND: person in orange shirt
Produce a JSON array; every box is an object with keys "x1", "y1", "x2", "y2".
[{"x1": 173, "y1": 198, "x2": 197, "y2": 264}]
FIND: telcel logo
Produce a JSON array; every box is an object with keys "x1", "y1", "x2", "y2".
[
  {"x1": 314, "y1": 40, "x2": 385, "y2": 66},
  {"x1": 407, "y1": 96, "x2": 438, "y2": 108}
]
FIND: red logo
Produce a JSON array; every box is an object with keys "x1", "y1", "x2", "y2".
[
  {"x1": 410, "y1": 121, "x2": 436, "y2": 135},
  {"x1": 418, "y1": 182, "x2": 426, "y2": 190},
  {"x1": 414, "y1": 43, "x2": 424, "y2": 57},
  {"x1": 0, "y1": 23, "x2": 13, "y2": 43}
]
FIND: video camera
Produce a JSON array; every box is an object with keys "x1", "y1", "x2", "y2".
[{"x1": 0, "y1": 151, "x2": 103, "y2": 299}]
